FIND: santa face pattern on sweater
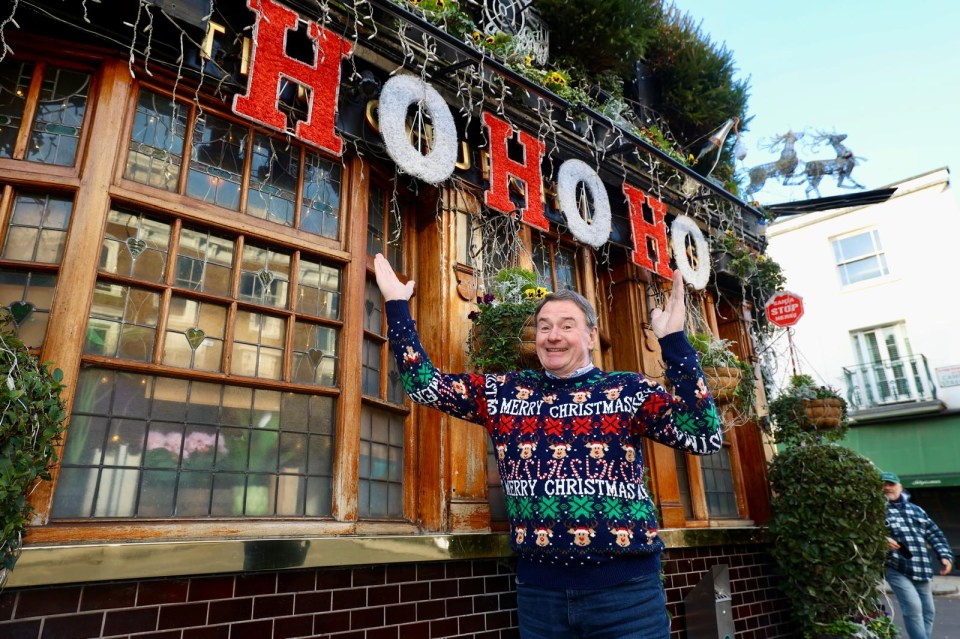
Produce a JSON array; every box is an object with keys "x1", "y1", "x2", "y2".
[{"x1": 385, "y1": 300, "x2": 721, "y2": 565}]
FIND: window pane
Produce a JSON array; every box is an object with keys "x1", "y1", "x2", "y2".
[
  {"x1": 125, "y1": 90, "x2": 186, "y2": 190},
  {"x1": 701, "y1": 448, "x2": 737, "y2": 518},
  {"x1": 367, "y1": 183, "x2": 385, "y2": 256},
  {"x1": 0, "y1": 60, "x2": 33, "y2": 159},
  {"x1": 532, "y1": 243, "x2": 552, "y2": 289},
  {"x1": 674, "y1": 450, "x2": 694, "y2": 519},
  {"x1": 175, "y1": 228, "x2": 235, "y2": 296},
  {"x1": 53, "y1": 370, "x2": 334, "y2": 519},
  {"x1": 358, "y1": 406, "x2": 404, "y2": 518},
  {"x1": 238, "y1": 243, "x2": 290, "y2": 309},
  {"x1": 841, "y1": 256, "x2": 885, "y2": 285},
  {"x1": 297, "y1": 258, "x2": 341, "y2": 319},
  {"x1": 362, "y1": 338, "x2": 381, "y2": 396},
  {"x1": 301, "y1": 153, "x2": 342, "y2": 238},
  {"x1": 555, "y1": 247, "x2": 577, "y2": 291},
  {"x1": 364, "y1": 278, "x2": 382, "y2": 335},
  {"x1": 100, "y1": 209, "x2": 171, "y2": 281},
  {"x1": 2, "y1": 193, "x2": 73, "y2": 263},
  {"x1": 27, "y1": 66, "x2": 90, "y2": 166},
  {"x1": 232, "y1": 310, "x2": 285, "y2": 379},
  {"x1": 163, "y1": 297, "x2": 227, "y2": 371},
  {"x1": 85, "y1": 283, "x2": 160, "y2": 361},
  {"x1": 0, "y1": 270, "x2": 57, "y2": 348},
  {"x1": 834, "y1": 232, "x2": 876, "y2": 262},
  {"x1": 187, "y1": 112, "x2": 244, "y2": 210},
  {"x1": 292, "y1": 322, "x2": 339, "y2": 386},
  {"x1": 247, "y1": 133, "x2": 297, "y2": 226}
]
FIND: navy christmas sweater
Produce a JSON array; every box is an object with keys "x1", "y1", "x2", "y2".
[{"x1": 386, "y1": 300, "x2": 722, "y2": 589}]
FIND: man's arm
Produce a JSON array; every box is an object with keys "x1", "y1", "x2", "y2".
[
  {"x1": 374, "y1": 254, "x2": 490, "y2": 425},
  {"x1": 634, "y1": 271, "x2": 721, "y2": 454}
]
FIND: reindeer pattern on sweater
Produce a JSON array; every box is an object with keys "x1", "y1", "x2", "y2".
[{"x1": 385, "y1": 301, "x2": 721, "y2": 573}]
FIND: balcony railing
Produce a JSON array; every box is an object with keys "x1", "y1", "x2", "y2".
[{"x1": 843, "y1": 354, "x2": 938, "y2": 411}]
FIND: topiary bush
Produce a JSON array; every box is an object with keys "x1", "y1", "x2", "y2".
[
  {"x1": 0, "y1": 310, "x2": 67, "y2": 588},
  {"x1": 767, "y1": 425, "x2": 889, "y2": 636}
]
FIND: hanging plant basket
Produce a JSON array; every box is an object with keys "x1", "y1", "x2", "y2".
[
  {"x1": 802, "y1": 398, "x2": 845, "y2": 430},
  {"x1": 517, "y1": 317, "x2": 539, "y2": 368},
  {"x1": 702, "y1": 365, "x2": 742, "y2": 402}
]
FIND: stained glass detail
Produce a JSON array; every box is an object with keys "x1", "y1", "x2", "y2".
[
  {"x1": 1, "y1": 193, "x2": 73, "y2": 263},
  {"x1": 297, "y1": 258, "x2": 341, "y2": 319},
  {"x1": 84, "y1": 283, "x2": 160, "y2": 361},
  {"x1": 0, "y1": 270, "x2": 56, "y2": 348},
  {"x1": 292, "y1": 322, "x2": 338, "y2": 386},
  {"x1": 301, "y1": 153, "x2": 342, "y2": 239},
  {"x1": 100, "y1": 209, "x2": 170, "y2": 281},
  {"x1": 52, "y1": 368, "x2": 336, "y2": 518},
  {"x1": 247, "y1": 132, "x2": 297, "y2": 226},
  {"x1": 175, "y1": 228, "x2": 234, "y2": 296},
  {"x1": 125, "y1": 90, "x2": 186, "y2": 191},
  {"x1": 163, "y1": 296, "x2": 226, "y2": 371},
  {"x1": 238, "y1": 243, "x2": 290, "y2": 309},
  {"x1": 232, "y1": 310, "x2": 284, "y2": 379},
  {"x1": 187, "y1": 111, "x2": 244, "y2": 210},
  {"x1": 367, "y1": 183, "x2": 385, "y2": 256},
  {"x1": 26, "y1": 66, "x2": 89, "y2": 166}
]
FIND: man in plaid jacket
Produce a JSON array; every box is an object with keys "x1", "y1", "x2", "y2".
[{"x1": 882, "y1": 471, "x2": 954, "y2": 639}]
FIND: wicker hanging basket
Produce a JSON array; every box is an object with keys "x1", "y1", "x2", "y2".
[
  {"x1": 702, "y1": 366, "x2": 742, "y2": 402},
  {"x1": 802, "y1": 398, "x2": 844, "y2": 430},
  {"x1": 517, "y1": 318, "x2": 540, "y2": 369}
]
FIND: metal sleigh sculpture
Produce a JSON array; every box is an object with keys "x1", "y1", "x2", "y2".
[{"x1": 744, "y1": 130, "x2": 865, "y2": 199}]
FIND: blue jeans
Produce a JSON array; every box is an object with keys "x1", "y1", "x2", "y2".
[
  {"x1": 516, "y1": 572, "x2": 670, "y2": 639},
  {"x1": 886, "y1": 567, "x2": 935, "y2": 639}
]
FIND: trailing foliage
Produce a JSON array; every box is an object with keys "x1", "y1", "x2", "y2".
[
  {"x1": 687, "y1": 332, "x2": 756, "y2": 420},
  {"x1": 767, "y1": 441, "x2": 889, "y2": 637},
  {"x1": 0, "y1": 310, "x2": 67, "y2": 587}
]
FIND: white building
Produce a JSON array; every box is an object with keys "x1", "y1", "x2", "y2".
[{"x1": 765, "y1": 167, "x2": 960, "y2": 555}]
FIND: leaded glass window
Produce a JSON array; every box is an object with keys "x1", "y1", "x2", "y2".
[
  {"x1": 238, "y1": 243, "x2": 290, "y2": 309},
  {"x1": 2, "y1": 192, "x2": 72, "y2": 263},
  {"x1": 301, "y1": 152, "x2": 342, "y2": 239},
  {"x1": 0, "y1": 60, "x2": 33, "y2": 159},
  {"x1": 26, "y1": 66, "x2": 90, "y2": 166},
  {"x1": 187, "y1": 112, "x2": 244, "y2": 209},
  {"x1": 247, "y1": 133, "x2": 298, "y2": 226},
  {"x1": 52, "y1": 369, "x2": 336, "y2": 519},
  {"x1": 701, "y1": 447, "x2": 738, "y2": 518},
  {"x1": 358, "y1": 407, "x2": 404, "y2": 518},
  {"x1": 125, "y1": 90, "x2": 186, "y2": 191}
]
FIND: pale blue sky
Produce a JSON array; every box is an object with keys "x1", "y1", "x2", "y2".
[{"x1": 672, "y1": 1, "x2": 960, "y2": 204}]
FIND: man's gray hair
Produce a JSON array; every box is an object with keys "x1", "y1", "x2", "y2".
[{"x1": 534, "y1": 289, "x2": 597, "y2": 329}]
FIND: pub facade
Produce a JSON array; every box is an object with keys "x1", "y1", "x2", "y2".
[{"x1": 0, "y1": 1, "x2": 793, "y2": 637}]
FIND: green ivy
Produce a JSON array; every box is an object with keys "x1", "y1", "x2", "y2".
[{"x1": 0, "y1": 310, "x2": 67, "y2": 585}]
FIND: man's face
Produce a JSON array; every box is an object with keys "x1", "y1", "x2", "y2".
[
  {"x1": 535, "y1": 300, "x2": 596, "y2": 378},
  {"x1": 883, "y1": 481, "x2": 903, "y2": 501}
]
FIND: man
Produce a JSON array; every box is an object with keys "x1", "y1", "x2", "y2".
[
  {"x1": 374, "y1": 253, "x2": 721, "y2": 639},
  {"x1": 882, "y1": 470, "x2": 954, "y2": 639}
]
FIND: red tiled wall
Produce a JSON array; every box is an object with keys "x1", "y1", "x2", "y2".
[{"x1": 0, "y1": 544, "x2": 795, "y2": 639}]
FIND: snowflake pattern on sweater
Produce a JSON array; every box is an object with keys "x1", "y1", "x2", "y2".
[{"x1": 385, "y1": 300, "x2": 721, "y2": 583}]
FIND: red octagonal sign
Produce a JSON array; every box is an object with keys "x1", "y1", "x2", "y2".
[{"x1": 765, "y1": 291, "x2": 804, "y2": 328}]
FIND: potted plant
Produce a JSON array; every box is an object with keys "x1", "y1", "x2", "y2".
[
  {"x1": 768, "y1": 374, "x2": 847, "y2": 442},
  {"x1": 467, "y1": 267, "x2": 548, "y2": 373},
  {"x1": 0, "y1": 309, "x2": 67, "y2": 588},
  {"x1": 687, "y1": 332, "x2": 756, "y2": 418}
]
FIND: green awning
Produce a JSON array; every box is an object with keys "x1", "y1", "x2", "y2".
[
  {"x1": 841, "y1": 413, "x2": 960, "y2": 482},
  {"x1": 901, "y1": 474, "x2": 960, "y2": 489}
]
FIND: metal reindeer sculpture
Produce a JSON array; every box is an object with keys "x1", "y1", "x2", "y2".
[
  {"x1": 790, "y1": 132, "x2": 864, "y2": 198},
  {"x1": 744, "y1": 131, "x2": 803, "y2": 198}
]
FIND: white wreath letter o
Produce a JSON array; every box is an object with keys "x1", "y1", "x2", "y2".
[
  {"x1": 556, "y1": 159, "x2": 612, "y2": 249},
  {"x1": 379, "y1": 75, "x2": 458, "y2": 185},
  {"x1": 670, "y1": 215, "x2": 710, "y2": 290}
]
